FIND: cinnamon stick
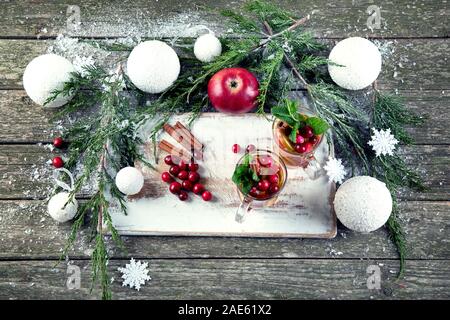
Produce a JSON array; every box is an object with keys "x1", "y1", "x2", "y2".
[
  {"x1": 158, "y1": 139, "x2": 192, "y2": 163},
  {"x1": 163, "y1": 123, "x2": 203, "y2": 160},
  {"x1": 174, "y1": 121, "x2": 204, "y2": 160},
  {"x1": 175, "y1": 122, "x2": 203, "y2": 150}
]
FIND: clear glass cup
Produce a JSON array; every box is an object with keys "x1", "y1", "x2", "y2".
[
  {"x1": 234, "y1": 149, "x2": 287, "y2": 223},
  {"x1": 272, "y1": 109, "x2": 325, "y2": 178}
]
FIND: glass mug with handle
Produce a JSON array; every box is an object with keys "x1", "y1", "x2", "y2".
[
  {"x1": 233, "y1": 149, "x2": 287, "y2": 223},
  {"x1": 272, "y1": 108, "x2": 326, "y2": 179}
]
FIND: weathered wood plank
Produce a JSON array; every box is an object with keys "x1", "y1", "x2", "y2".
[
  {"x1": 1, "y1": 0, "x2": 448, "y2": 38},
  {"x1": 0, "y1": 199, "x2": 448, "y2": 259},
  {"x1": 0, "y1": 89, "x2": 448, "y2": 144},
  {"x1": 1, "y1": 39, "x2": 449, "y2": 90},
  {"x1": 1, "y1": 144, "x2": 447, "y2": 200},
  {"x1": 0, "y1": 259, "x2": 449, "y2": 299}
]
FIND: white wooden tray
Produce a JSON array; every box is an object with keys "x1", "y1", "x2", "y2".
[{"x1": 110, "y1": 113, "x2": 337, "y2": 238}]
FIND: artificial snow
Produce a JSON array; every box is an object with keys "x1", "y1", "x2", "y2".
[
  {"x1": 194, "y1": 33, "x2": 222, "y2": 62},
  {"x1": 328, "y1": 37, "x2": 382, "y2": 90},
  {"x1": 334, "y1": 176, "x2": 392, "y2": 233},
  {"x1": 23, "y1": 54, "x2": 75, "y2": 108},
  {"x1": 127, "y1": 40, "x2": 180, "y2": 93}
]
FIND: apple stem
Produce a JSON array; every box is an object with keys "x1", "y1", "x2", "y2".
[{"x1": 262, "y1": 19, "x2": 310, "y2": 89}]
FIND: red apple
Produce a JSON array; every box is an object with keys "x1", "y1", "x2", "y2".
[{"x1": 207, "y1": 68, "x2": 259, "y2": 113}]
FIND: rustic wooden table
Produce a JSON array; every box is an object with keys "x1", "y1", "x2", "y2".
[{"x1": 0, "y1": 0, "x2": 449, "y2": 300}]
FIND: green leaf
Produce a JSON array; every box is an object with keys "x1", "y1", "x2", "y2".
[
  {"x1": 271, "y1": 106, "x2": 296, "y2": 127},
  {"x1": 251, "y1": 167, "x2": 260, "y2": 181},
  {"x1": 306, "y1": 117, "x2": 329, "y2": 135},
  {"x1": 286, "y1": 100, "x2": 299, "y2": 120},
  {"x1": 289, "y1": 122, "x2": 300, "y2": 143}
]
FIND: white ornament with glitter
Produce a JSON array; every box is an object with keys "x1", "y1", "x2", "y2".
[
  {"x1": 334, "y1": 176, "x2": 392, "y2": 233},
  {"x1": 194, "y1": 33, "x2": 222, "y2": 62},
  {"x1": 23, "y1": 54, "x2": 75, "y2": 108},
  {"x1": 115, "y1": 166, "x2": 144, "y2": 196},
  {"x1": 47, "y1": 168, "x2": 78, "y2": 223},
  {"x1": 118, "y1": 258, "x2": 151, "y2": 291},
  {"x1": 328, "y1": 37, "x2": 382, "y2": 90},
  {"x1": 368, "y1": 128, "x2": 399, "y2": 157},
  {"x1": 323, "y1": 157, "x2": 347, "y2": 184},
  {"x1": 127, "y1": 40, "x2": 180, "y2": 93}
]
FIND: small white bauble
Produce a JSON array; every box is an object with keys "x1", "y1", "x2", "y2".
[
  {"x1": 48, "y1": 192, "x2": 78, "y2": 223},
  {"x1": 194, "y1": 33, "x2": 222, "y2": 63},
  {"x1": 127, "y1": 40, "x2": 180, "y2": 94},
  {"x1": 23, "y1": 54, "x2": 75, "y2": 108},
  {"x1": 115, "y1": 167, "x2": 144, "y2": 196},
  {"x1": 328, "y1": 37, "x2": 382, "y2": 90},
  {"x1": 334, "y1": 176, "x2": 392, "y2": 233}
]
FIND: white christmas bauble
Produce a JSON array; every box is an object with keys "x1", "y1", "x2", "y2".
[
  {"x1": 115, "y1": 167, "x2": 144, "y2": 196},
  {"x1": 48, "y1": 192, "x2": 78, "y2": 223},
  {"x1": 127, "y1": 40, "x2": 180, "y2": 94},
  {"x1": 194, "y1": 33, "x2": 222, "y2": 62},
  {"x1": 328, "y1": 37, "x2": 382, "y2": 90},
  {"x1": 334, "y1": 176, "x2": 392, "y2": 233},
  {"x1": 23, "y1": 54, "x2": 75, "y2": 108}
]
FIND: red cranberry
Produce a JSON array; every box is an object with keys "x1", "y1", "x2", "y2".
[
  {"x1": 232, "y1": 144, "x2": 240, "y2": 154},
  {"x1": 53, "y1": 137, "x2": 64, "y2": 148},
  {"x1": 249, "y1": 187, "x2": 258, "y2": 197},
  {"x1": 188, "y1": 163, "x2": 199, "y2": 172},
  {"x1": 52, "y1": 156, "x2": 64, "y2": 168},
  {"x1": 269, "y1": 184, "x2": 280, "y2": 194},
  {"x1": 169, "y1": 165, "x2": 180, "y2": 176},
  {"x1": 178, "y1": 191, "x2": 188, "y2": 201},
  {"x1": 182, "y1": 180, "x2": 193, "y2": 191},
  {"x1": 169, "y1": 181, "x2": 181, "y2": 194},
  {"x1": 177, "y1": 170, "x2": 189, "y2": 180},
  {"x1": 295, "y1": 144, "x2": 307, "y2": 153},
  {"x1": 246, "y1": 144, "x2": 256, "y2": 153},
  {"x1": 188, "y1": 171, "x2": 200, "y2": 183},
  {"x1": 257, "y1": 179, "x2": 270, "y2": 191},
  {"x1": 178, "y1": 160, "x2": 188, "y2": 171},
  {"x1": 164, "y1": 155, "x2": 174, "y2": 165},
  {"x1": 258, "y1": 155, "x2": 273, "y2": 167},
  {"x1": 202, "y1": 191, "x2": 212, "y2": 201},
  {"x1": 161, "y1": 172, "x2": 173, "y2": 183},
  {"x1": 301, "y1": 126, "x2": 314, "y2": 138},
  {"x1": 296, "y1": 134, "x2": 305, "y2": 144},
  {"x1": 192, "y1": 183, "x2": 204, "y2": 195},
  {"x1": 269, "y1": 175, "x2": 279, "y2": 185},
  {"x1": 304, "y1": 142, "x2": 314, "y2": 153},
  {"x1": 310, "y1": 135, "x2": 319, "y2": 144}
]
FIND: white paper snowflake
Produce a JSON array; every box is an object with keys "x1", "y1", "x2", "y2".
[
  {"x1": 368, "y1": 128, "x2": 399, "y2": 157},
  {"x1": 118, "y1": 258, "x2": 151, "y2": 291},
  {"x1": 323, "y1": 156, "x2": 347, "y2": 184}
]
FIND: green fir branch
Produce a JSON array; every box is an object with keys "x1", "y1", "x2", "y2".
[{"x1": 373, "y1": 91, "x2": 426, "y2": 144}]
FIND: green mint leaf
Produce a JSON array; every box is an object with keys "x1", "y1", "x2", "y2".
[
  {"x1": 305, "y1": 117, "x2": 329, "y2": 135},
  {"x1": 272, "y1": 106, "x2": 296, "y2": 127},
  {"x1": 286, "y1": 100, "x2": 299, "y2": 121},
  {"x1": 251, "y1": 167, "x2": 260, "y2": 181},
  {"x1": 289, "y1": 122, "x2": 300, "y2": 143}
]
